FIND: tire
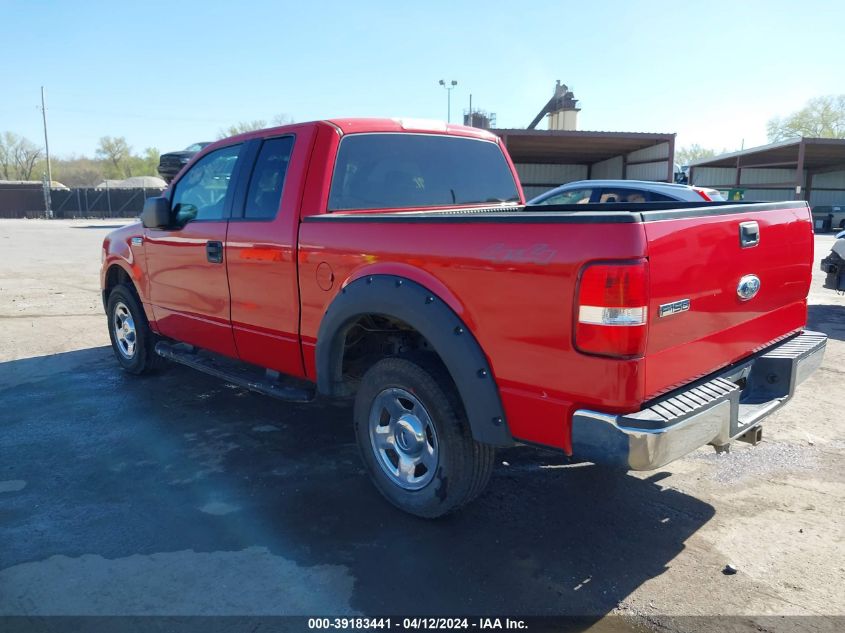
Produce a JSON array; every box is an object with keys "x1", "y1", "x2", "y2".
[
  {"x1": 353, "y1": 355, "x2": 495, "y2": 518},
  {"x1": 839, "y1": 220, "x2": 845, "y2": 230},
  {"x1": 106, "y1": 283, "x2": 165, "y2": 375}
]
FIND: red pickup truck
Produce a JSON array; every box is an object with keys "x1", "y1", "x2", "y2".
[{"x1": 101, "y1": 118, "x2": 827, "y2": 517}]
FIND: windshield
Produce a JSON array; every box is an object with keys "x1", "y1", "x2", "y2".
[
  {"x1": 328, "y1": 134, "x2": 520, "y2": 211},
  {"x1": 184, "y1": 142, "x2": 210, "y2": 152}
]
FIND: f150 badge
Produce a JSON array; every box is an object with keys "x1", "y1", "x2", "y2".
[
  {"x1": 737, "y1": 274, "x2": 761, "y2": 300},
  {"x1": 659, "y1": 298, "x2": 690, "y2": 318}
]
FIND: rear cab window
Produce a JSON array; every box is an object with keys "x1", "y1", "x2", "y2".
[{"x1": 328, "y1": 133, "x2": 520, "y2": 211}]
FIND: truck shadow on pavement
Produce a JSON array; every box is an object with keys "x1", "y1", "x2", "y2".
[
  {"x1": 807, "y1": 303, "x2": 845, "y2": 342},
  {"x1": 1, "y1": 347, "x2": 715, "y2": 619}
]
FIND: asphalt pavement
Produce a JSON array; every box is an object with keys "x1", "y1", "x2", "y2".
[{"x1": 1, "y1": 220, "x2": 843, "y2": 633}]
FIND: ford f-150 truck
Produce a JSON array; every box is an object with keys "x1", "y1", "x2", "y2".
[{"x1": 101, "y1": 118, "x2": 827, "y2": 517}]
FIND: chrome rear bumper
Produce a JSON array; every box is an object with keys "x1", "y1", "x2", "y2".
[{"x1": 571, "y1": 330, "x2": 827, "y2": 470}]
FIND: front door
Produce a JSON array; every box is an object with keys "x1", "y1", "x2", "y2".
[{"x1": 144, "y1": 143, "x2": 243, "y2": 358}]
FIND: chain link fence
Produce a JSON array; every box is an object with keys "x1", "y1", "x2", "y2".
[{"x1": 0, "y1": 184, "x2": 164, "y2": 219}]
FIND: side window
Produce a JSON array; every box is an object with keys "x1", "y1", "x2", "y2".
[
  {"x1": 244, "y1": 136, "x2": 295, "y2": 219},
  {"x1": 650, "y1": 191, "x2": 677, "y2": 202},
  {"x1": 538, "y1": 188, "x2": 593, "y2": 205},
  {"x1": 598, "y1": 188, "x2": 648, "y2": 203},
  {"x1": 171, "y1": 144, "x2": 241, "y2": 226}
]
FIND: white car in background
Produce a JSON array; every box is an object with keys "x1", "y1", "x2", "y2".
[{"x1": 528, "y1": 179, "x2": 726, "y2": 205}]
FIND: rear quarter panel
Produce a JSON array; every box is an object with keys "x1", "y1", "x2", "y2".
[{"x1": 299, "y1": 217, "x2": 648, "y2": 451}]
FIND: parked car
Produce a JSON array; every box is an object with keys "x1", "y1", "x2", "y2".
[
  {"x1": 528, "y1": 179, "x2": 725, "y2": 205},
  {"x1": 820, "y1": 232, "x2": 845, "y2": 291},
  {"x1": 811, "y1": 205, "x2": 845, "y2": 232},
  {"x1": 157, "y1": 142, "x2": 212, "y2": 183},
  {"x1": 101, "y1": 118, "x2": 826, "y2": 518}
]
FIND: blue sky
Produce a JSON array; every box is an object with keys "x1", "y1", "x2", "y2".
[{"x1": 1, "y1": 0, "x2": 842, "y2": 157}]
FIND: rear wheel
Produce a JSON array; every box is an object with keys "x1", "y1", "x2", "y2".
[
  {"x1": 353, "y1": 356, "x2": 495, "y2": 518},
  {"x1": 106, "y1": 284, "x2": 165, "y2": 374}
]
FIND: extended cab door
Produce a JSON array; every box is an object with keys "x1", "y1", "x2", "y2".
[
  {"x1": 144, "y1": 143, "x2": 243, "y2": 358},
  {"x1": 225, "y1": 127, "x2": 316, "y2": 378}
]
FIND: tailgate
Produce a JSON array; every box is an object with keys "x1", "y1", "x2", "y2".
[{"x1": 642, "y1": 203, "x2": 814, "y2": 399}]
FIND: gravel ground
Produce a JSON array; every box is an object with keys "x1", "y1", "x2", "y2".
[{"x1": 0, "y1": 219, "x2": 843, "y2": 633}]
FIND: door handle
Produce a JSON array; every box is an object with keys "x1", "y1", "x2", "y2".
[
  {"x1": 206, "y1": 241, "x2": 223, "y2": 263},
  {"x1": 739, "y1": 221, "x2": 759, "y2": 248}
]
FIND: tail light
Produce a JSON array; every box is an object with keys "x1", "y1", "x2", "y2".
[
  {"x1": 693, "y1": 187, "x2": 712, "y2": 201},
  {"x1": 575, "y1": 260, "x2": 649, "y2": 357}
]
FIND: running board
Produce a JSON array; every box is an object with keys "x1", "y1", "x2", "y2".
[{"x1": 154, "y1": 341, "x2": 315, "y2": 403}]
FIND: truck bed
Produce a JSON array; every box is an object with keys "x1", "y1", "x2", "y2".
[{"x1": 299, "y1": 199, "x2": 813, "y2": 451}]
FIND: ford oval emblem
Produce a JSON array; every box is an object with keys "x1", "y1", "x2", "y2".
[{"x1": 737, "y1": 274, "x2": 761, "y2": 301}]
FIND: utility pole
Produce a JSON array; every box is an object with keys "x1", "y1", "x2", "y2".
[
  {"x1": 40, "y1": 86, "x2": 53, "y2": 219},
  {"x1": 438, "y1": 79, "x2": 457, "y2": 123},
  {"x1": 468, "y1": 94, "x2": 473, "y2": 127}
]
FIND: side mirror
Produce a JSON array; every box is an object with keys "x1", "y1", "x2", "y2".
[{"x1": 140, "y1": 197, "x2": 171, "y2": 229}]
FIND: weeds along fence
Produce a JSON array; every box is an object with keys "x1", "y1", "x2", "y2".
[{"x1": 0, "y1": 184, "x2": 164, "y2": 219}]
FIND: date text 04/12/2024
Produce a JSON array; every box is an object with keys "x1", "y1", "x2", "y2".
[{"x1": 307, "y1": 618, "x2": 528, "y2": 630}]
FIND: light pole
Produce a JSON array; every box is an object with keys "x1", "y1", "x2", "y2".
[{"x1": 438, "y1": 79, "x2": 457, "y2": 123}]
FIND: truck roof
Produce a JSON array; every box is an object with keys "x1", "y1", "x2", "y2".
[
  {"x1": 216, "y1": 118, "x2": 500, "y2": 146},
  {"x1": 324, "y1": 118, "x2": 499, "y2": 141}
]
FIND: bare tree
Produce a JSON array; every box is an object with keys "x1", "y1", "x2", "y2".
[
  {"x1": 0, "y1": 132, "x2": 44, "y2": 180},
  {"x1": 271, "y1": 114, "x2": 294, "y2": 126},
  {"x1": 217, "y1": 119, "x2": 267, "y2": 139},
  {"x1": 767, "y1": 95, "x2": 845, "y2": 142},
  {"x1": 14, "y1": 137, "x2": 44, "y2": 180},
  {"x1": 0, "y1": 132, "x2": 14, "y2": 180},
  {"x1": 217, "y1": 114, "x2": 294, "y2": 139}
]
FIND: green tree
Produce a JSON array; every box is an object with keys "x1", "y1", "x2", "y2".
[
  {"x1": 142, "y1": 146, "x2": 160, "y2": 174},
  {"x1": 766, "y1": 94, "x2": 845, "y2": 142},
  {"x1": 2, "y1": 131, "x2": 162, "y2": 187},
  {"x1": 675, "y1": 144, "x2": 717, "y2": 166},
  {"x1": 125, "y1": 147, "x2": 160, "y2": 179},
  {"x1": 96, "y1": 136, "x2": 132, "y2": 178},
  {"x1": 52, "y1": 156, "x2": 105, "y2": 187}
]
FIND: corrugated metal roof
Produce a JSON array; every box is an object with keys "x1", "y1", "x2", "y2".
[
  {"x1": 691, "y1": 137, "x2": 845, "y2": 169},
  {"x1": 492, "y1": 129, "x2": 675, "y2": 164}
]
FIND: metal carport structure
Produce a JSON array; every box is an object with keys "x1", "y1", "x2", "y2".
[
  {"x1": 689, "y1": 138, "x2": 845, "y2": 206},
  {"x1": 492, "y1": 129, "x2": 677, "y2": 200}
]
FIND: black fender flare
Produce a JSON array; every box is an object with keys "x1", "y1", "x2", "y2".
[{"x1": 315, "y1": 274, "x2": 513, "y2": 447}]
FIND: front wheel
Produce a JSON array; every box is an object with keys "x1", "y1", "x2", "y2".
[
  {"x1": 106, "y1": 284, "x2": 165, "y2": 375},
  {"x1": 353, "y1": 356, "x2": 495, "y2": 518}
]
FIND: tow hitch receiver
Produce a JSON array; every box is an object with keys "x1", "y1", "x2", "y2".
[{"x1": 736, "y1": 426, "x2": 763, "y2": 446}]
